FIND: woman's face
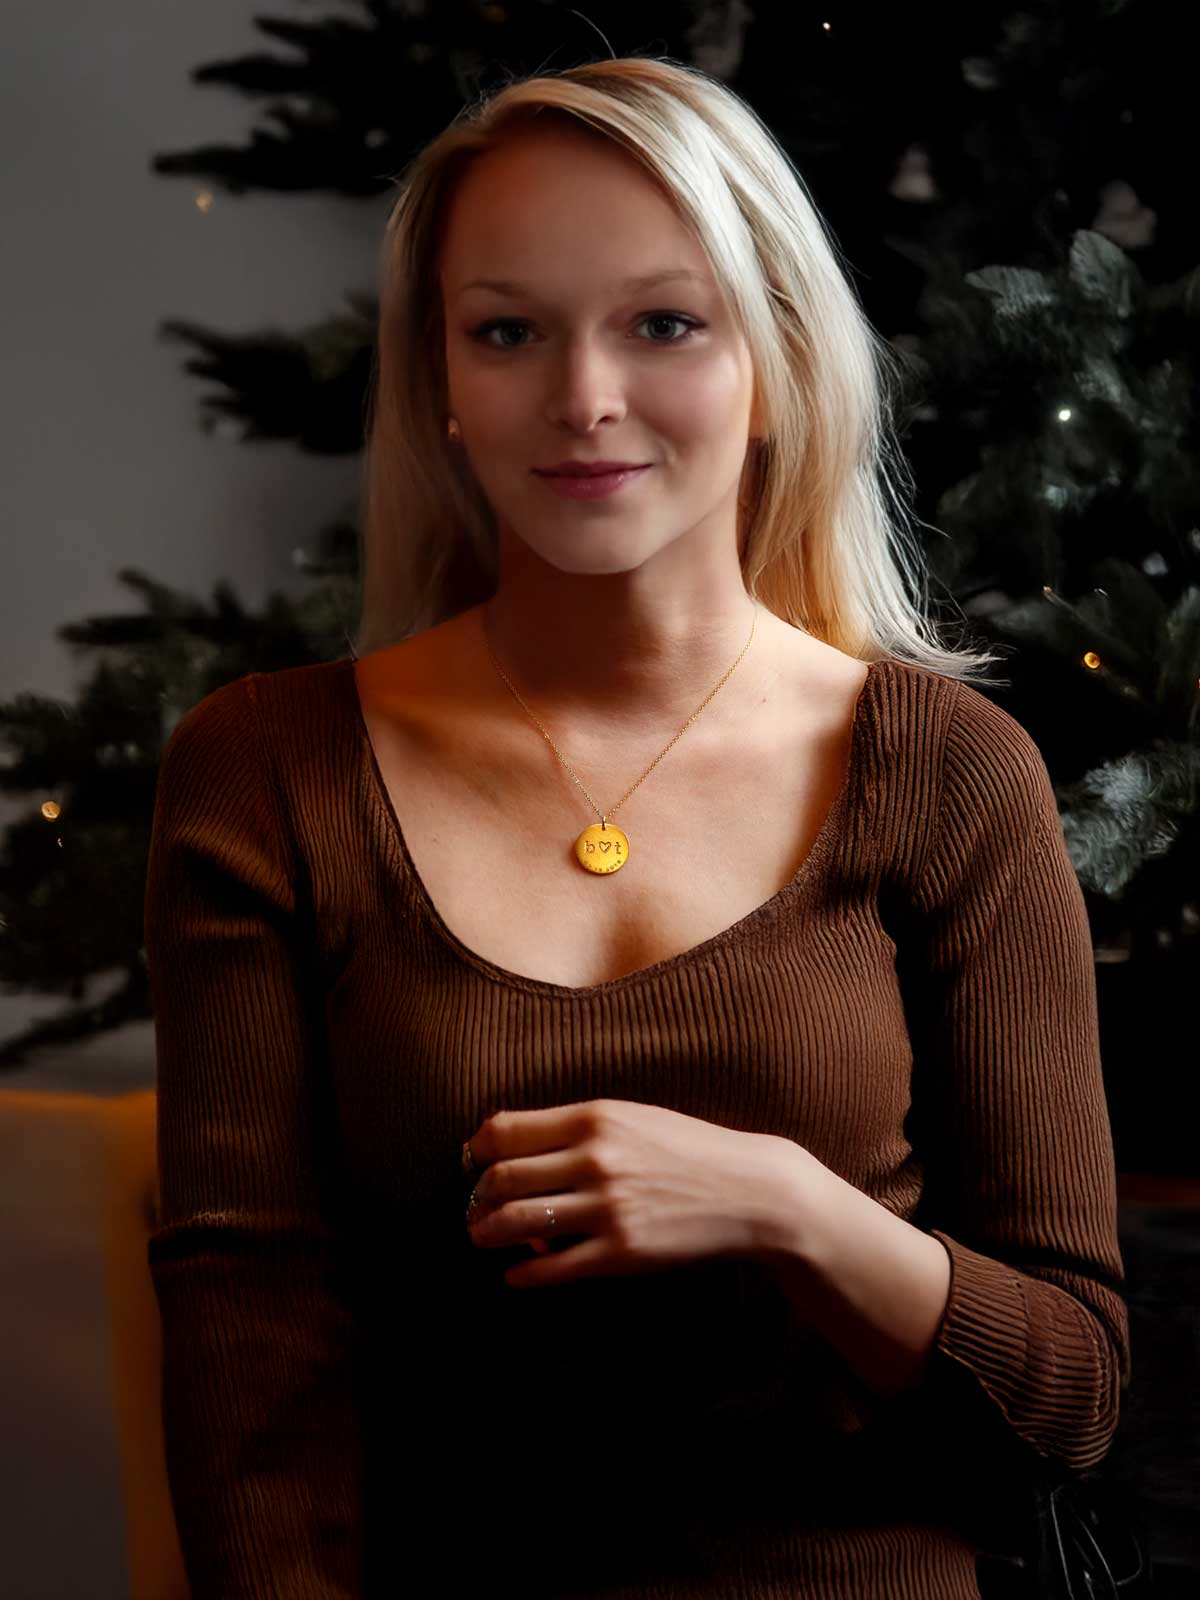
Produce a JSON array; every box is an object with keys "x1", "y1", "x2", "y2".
[{"x1": 438, "y1": 128, "x2": 764, "y2": 578}]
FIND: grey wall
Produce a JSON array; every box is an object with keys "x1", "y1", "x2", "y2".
[{"x1": 1, "y1": 0, "x2": 388, "y2": 1050}]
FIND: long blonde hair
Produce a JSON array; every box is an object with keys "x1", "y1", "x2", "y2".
[{"x1": 352, "y1": 54, "x2": 1007, "y2": 687}]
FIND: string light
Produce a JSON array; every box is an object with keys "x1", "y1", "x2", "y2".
[
  {"x1": 41, "y1": 801, "x2": 60, "y2": 820},
  {"x1": 1039, "y1": 592, "x2": 1109, "y2": 674}
]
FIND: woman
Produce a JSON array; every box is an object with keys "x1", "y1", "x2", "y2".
[{"x1": 144, "y1": 55, "x2": 1130, "y2": 1600}]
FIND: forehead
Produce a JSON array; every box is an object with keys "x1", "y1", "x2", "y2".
[{"x1": 438, "y1": 128, "x2": 710, "y2": 291}]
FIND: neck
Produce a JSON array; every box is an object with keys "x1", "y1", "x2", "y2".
[{"x1": 477, "y1": 590, "x2": 774, "y2": 743}]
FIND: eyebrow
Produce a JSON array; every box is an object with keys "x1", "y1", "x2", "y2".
[{"x1": 456, "y1": 268, "x2": 709, "y2": 298}]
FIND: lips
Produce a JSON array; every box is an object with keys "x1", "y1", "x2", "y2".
[
  {"x1": 533, "y1": 464, "x2": 652, "y2": 499},
  {"x1": 535, "y1": 463, "x2": 649, "y2": 478}
]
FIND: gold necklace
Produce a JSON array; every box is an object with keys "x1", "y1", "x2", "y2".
[{"x1": 480, "y1": 600, "x2": 759, "y2": 875}]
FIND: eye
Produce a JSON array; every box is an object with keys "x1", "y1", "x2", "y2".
[{"x1": 468, "y1": 312, "x2": 704, "y2": 350}]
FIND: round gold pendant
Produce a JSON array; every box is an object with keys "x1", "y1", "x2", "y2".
[{"x1": 574, "y1": 821, "x2": 630, "y2": 874}]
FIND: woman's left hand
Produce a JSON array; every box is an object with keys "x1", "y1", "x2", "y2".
[{"x1": 463, "y1": 1097, "x2": 814, "y2": 1288}]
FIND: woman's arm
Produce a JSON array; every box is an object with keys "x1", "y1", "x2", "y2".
[
  {"x1": 145, "y1": 674, "x2": 364, "y2": 1598},
  {"x1": 758, "y1": 679, "x2": 1129, "y2": 1472},
  {"x1": 753, "y1": 1152, "x2": 952, "y2": 1400}
]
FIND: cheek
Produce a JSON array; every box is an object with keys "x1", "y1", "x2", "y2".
[
  {"x1": 449, "y1": 367, "x2": 517, "y2": 439},
  {"x1": 646, "y1": 353, "x2": 749, "y2": 440}
]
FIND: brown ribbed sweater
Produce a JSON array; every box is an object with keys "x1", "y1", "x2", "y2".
[{"x1": 143, "y1": 652, "x2": 1130, "y2": 1600}]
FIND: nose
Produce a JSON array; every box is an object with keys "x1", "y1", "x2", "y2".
[{"x1": 542, "y1": 339, "x2": 630, "y2": 434}]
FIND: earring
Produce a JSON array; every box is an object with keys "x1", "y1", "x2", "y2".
[{"x1": 447, "y1": 417, "x2": 461, "y2": 440}]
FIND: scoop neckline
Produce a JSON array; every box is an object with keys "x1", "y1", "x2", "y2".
[{"x1": 337, "y1": 652, "x2": 890, "y2": 1000}]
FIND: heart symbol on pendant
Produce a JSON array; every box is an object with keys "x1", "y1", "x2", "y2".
[{"x1": 598, "y1": 840, "x2": 611, "y2": 852}]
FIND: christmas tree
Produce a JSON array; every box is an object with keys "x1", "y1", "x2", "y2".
[{"x1": 0, "y1": 1, "x2": 1195, "y2": 1173}]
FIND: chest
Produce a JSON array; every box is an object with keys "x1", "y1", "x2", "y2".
[{"x1": 354, "y1": 658, "x2": 868, "y2": 991}]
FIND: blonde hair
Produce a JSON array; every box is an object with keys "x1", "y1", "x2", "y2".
[{"x1": 352, "y1": 54, "x2": 1008, "y2": 688}]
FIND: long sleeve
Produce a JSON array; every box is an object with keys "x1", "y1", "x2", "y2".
[
  {"x1": 144, "y1": 674, "x2": 365, "y2": 1598},
  {"x1": 898, "y1": 679, "x2": 1130, "y2": 1473}
]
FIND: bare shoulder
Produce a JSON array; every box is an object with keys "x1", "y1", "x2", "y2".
[
  {"x1": 353, "y1": 611, "x2": 472, "y2": 713},
  {"x1": 769, "y1": 626, "x2": 872, "y2": 728}
]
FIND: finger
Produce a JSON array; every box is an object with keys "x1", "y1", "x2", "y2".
[
  {"x1": 505, "y1": 1235, "x2": 616, "y2": 1289},
  {"x1": 469, "y1": 1192, "x2": 590, "y2": 1249},
  {"x1": 469, "y1": 1100, "x2": 605, "y2": 1166},
  {"x1": 470, "y1": 1146, "x2": 585, "y2": 1211}
]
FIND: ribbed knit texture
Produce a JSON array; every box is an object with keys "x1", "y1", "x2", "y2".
[{"x1": 143, "y1": 653, "x2": 1130, "y2": 1599}]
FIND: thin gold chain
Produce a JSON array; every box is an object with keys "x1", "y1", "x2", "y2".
[{"x1": 480, "y1": 600, "x2": 759, "y2": 827}]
